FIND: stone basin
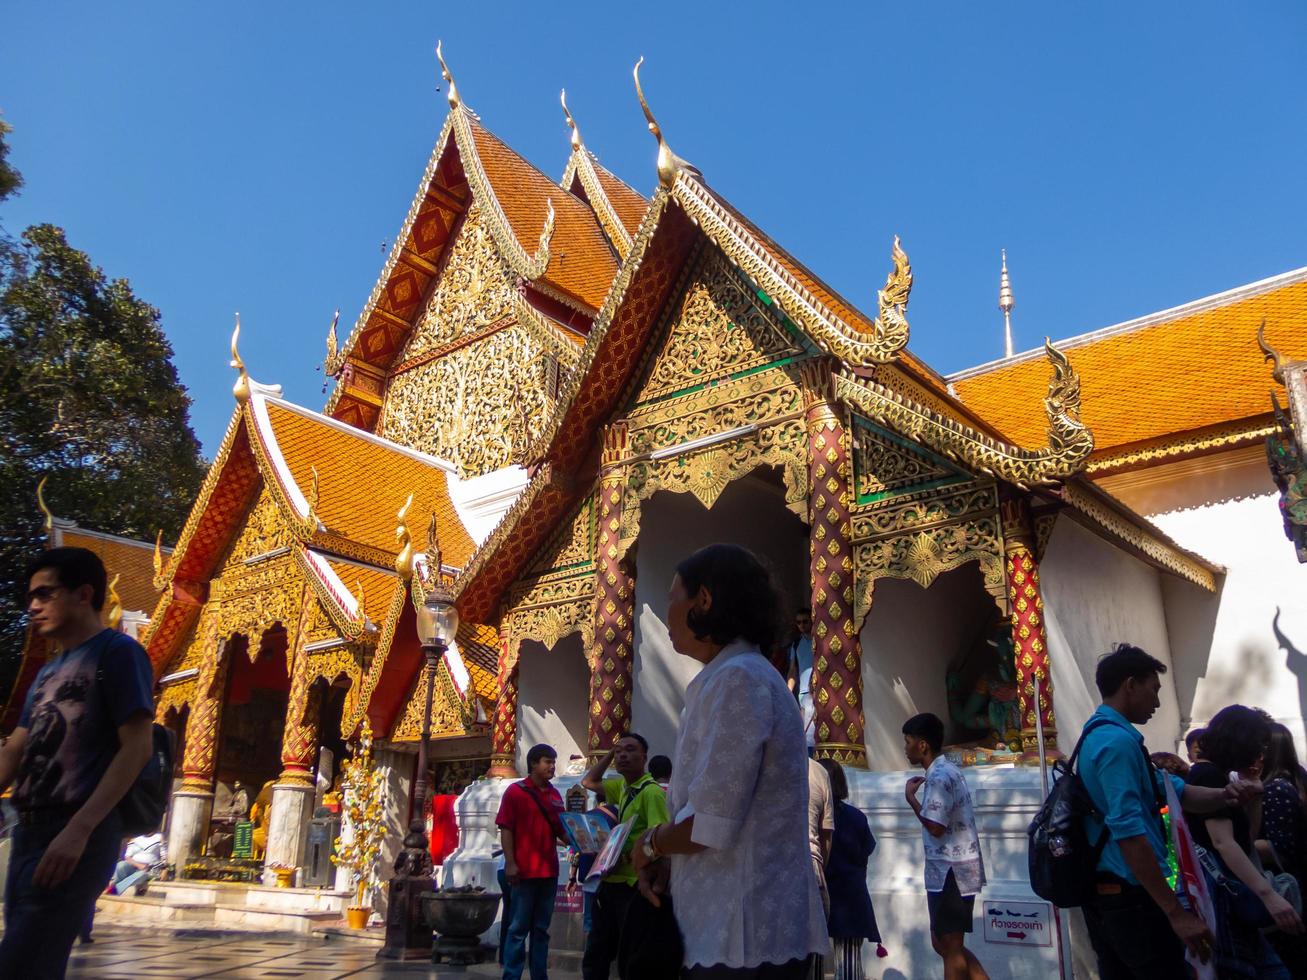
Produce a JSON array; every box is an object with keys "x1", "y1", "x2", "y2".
[{"x1": 421, "y1": 890, "x2": 501, "y2": 940}]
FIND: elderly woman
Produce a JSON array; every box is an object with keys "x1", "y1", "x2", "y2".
[{"x1": 632, "y1": 544, "x2": 827, "y2": 979}]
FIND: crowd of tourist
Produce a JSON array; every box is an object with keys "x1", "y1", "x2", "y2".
[{"x1": 7, "y1": 544, "x2": 1307, "y2": 980}]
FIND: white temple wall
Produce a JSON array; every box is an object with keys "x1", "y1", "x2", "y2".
[
  {"x1": 516, "y1": 633, "x2": 589, "y2": 773},
  {"x1": 630, "y1": 475, "x2": 808, "y2": 758},
  {"x1": 1039, "y1": 516, "x2": 1182, "y2": 751},
  {"x1": 858, "y1": 566, "x2": 997, "y2": 771},
  {"x1": 1097, "y1": 448, "x2": 1307, "y2": 746}
]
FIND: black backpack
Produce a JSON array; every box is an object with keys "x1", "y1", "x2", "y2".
[
  {"x1": 1027, "y1": 717, "x2": 1113, "y2": 907},
  {"x1": 94, "y1": 634, "x2": 178, "y2": 837}
]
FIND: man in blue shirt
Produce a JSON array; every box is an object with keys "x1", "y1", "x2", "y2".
[
  {"x1": 1078, "y1": 644, "x2": 1261, "y2": 979},
  {"x1": 0, "y1": 548, "x2": 155, "y2": 979}
]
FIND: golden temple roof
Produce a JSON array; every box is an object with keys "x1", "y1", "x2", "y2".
[{"x1": 949, "y1": 267, "x2": 1307, "y2": 471}]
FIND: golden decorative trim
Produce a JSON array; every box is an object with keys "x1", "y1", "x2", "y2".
[
  {"x1": 1086, "y1": 421, "x2": 1278, "y2": 476},
  {"x1": 1060, "y1": 480, "x2": 1218, "y2": 591},
  {"x1": 155, "y1": 677, "x2": 196, "y2": 719},
  {"x1": 832, "y1": 341, "x2": 1093, "y2": 489},
  {"x1": 230, "y1": 315, "x2": 250, "y2": 405},
  {"x1": 564, "y1": 149, "x2": 633, "y2": 259},
  {"x1": 342, "y1": 580, "x2": 409, "y2": 736},
  {"x1": 37, "y1": 476, "x2": 53, "y2": 536},
  {"x1": 451, "y1": 110, "x2": 556, "y2": 281},
  {"x1": 671, "y1": 177, "x2": 911, "y2": 366}
]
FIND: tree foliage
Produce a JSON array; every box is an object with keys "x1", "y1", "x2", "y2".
[
  {"x1": 0, "y1": 117, "x2": 21, "y2": 205},
  {"x1": 0, "y1": 218, "x2": 206, "y2": 691}
]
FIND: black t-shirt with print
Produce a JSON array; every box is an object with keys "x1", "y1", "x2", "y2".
[
  {"x1": 15, "y1": 629, "x2": 154, "y2": 811},
  {"x1": 1186, "y1": 760, "x2": 1251, "y2": 858}
]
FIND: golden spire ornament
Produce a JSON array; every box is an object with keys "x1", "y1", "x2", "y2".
[
  {"x1": 230, "y1": 313, "x2": 250, "y2": 404},
  {"x1": 325, "y1": 309, "x2": 340, "y2": 368},
  {"x1": 153, "y1": 529, "x2": 164, "y2": 577},
  {"x1": 999, "y1": 250, "x2": 1016, "y2": 359},
  {"x1": 36, "y1": 476, "x2": 54, "y2": 536},
  {"x1": 633, "y1": 57, "x2": 701, "y2": 189},
  {"x1": 106, "y1": 574, "x2": 123, "y2": 631},
  {"x1": 560, "y1": 89, "x2": 583, "y2": 152},
  {"x1": 395, "y1": 493, "x2": 415, "y2": 581},
  {"x1": 436, "y1": 40, "x2": 461, "y2": 111}
]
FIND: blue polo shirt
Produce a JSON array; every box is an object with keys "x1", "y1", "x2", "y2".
[{"x1": 1078, "y1": 705, "x2": 1186, "y2": 885}]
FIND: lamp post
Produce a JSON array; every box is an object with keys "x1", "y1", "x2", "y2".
[{"x1": 379, "y1": 511, "x2": 458, "y2": 961}]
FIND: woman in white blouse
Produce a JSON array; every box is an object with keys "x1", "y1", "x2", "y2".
[{"x1": 632, "y1": 544, "x2": 829, "y2": 979}]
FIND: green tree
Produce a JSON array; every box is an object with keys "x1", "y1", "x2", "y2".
[
  {"x1": 0, "y1": 116, "x2": 22, "y2": 205},
  {"x1": 0, "y1": 205, "x2": 206, "y2": 692}
]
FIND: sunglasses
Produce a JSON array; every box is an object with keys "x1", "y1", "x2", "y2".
[{"x1": 25, "y1": 585, "x2": 65, "y2": 604}]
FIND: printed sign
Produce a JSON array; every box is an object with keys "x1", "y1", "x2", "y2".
[{"x1": 982, "y1": 899, "x2": 1053, "y2": 947}]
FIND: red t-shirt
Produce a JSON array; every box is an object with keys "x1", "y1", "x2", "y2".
[{"x1": 495, "y1": 780, "x2": 565, "y2": 880}]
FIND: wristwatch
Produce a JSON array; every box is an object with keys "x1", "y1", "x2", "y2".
[{"x1": 641, "y1": 827, "x2": 661, "y2": 861}]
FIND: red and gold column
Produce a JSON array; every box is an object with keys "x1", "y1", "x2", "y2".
[
  {"x1": 588, "y1": 422, "x2": 635, "y2": 762},
  {"x1": 278, "y1": 666, "x2": 322, "y2": 787},
  {"x1": 802, "y1": 359, "x2": 867, "y2": 768},
  {"x1": 1002, "y1": 497, "x2": 1061, "y2": 762},
  {"x1": 169, "y1": 633, "x2": 232, "y2": 869},
  {"x1": 488, "y1": 632, "x2": 520, "y2": 778}
]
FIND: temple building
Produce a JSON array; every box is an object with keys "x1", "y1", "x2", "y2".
[{"x1": 4, "y1": 47, "x2": 1303, "y2": 971}]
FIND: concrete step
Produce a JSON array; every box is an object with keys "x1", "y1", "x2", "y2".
[
  {"x1": 210, "y1": 902, "x2": 344, "y2": 934},
  {"x1": 95, "y1": 893, "x2": 213, "y2": 923}
]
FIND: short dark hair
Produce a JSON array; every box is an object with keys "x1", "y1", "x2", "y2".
[
  {"x1": 675, "y1": 544, "x2": 781, "y2": 654},
  {"x1": 902, "y1": 713, "x2": 945, "y2": 754},
  {"x1": 648, "y1": 755, "x2": 672, "y2": 781},
  {"x1": 819, "y1": 757, "x2": 849, "y2": 801},
  {"x1": 1201, "y1": 705, "x2": 1271, "y2": 773},
  {"x1": 619, "y1": 732, "x2": 648, "y2": 754},
  {"x1": 26, "y1": 547, "x2": 108, "y2": 612},
  {"x1": 526, "y1": 743, "x2": 556, "y2": 769},
  {"x1": 1185, "y1": 727, "x2": 1206, "y2": 749},
  {"x1": 1095, "y1": 644, "x2": 1168, "y2": 698}
]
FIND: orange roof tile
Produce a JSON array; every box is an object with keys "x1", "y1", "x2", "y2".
[
  {"x1": 458, "y1": 620, "x2": 500, "y2": 701},
  {"x1": 259, "y1": 400, "x2": 475, "y2": 568},
  {"x1": 949, "y1": 270, "x2": 1307, "y2": 456},
  {"x1": 468, "y1": 120, "x2": 618, "y2": 311},
  {"x1": 591, "y1": 162, "x2": 648, "y2": 239},
  {"x1": 59, "y1": 528, "x2": 164, "y2": 615},
  {"x1": 321, "y1": 556, "x2": 402, "y2": 625}
]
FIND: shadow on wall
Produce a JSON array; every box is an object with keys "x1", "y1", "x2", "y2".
[
  {"x1": 1274, "y1": 608, "x2": 1307, "y2": 729},
  {"x1": 1159, "y1": 573, "x2": 1223, "y2": 731}
]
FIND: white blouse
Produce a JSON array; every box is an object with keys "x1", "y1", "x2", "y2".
[{"x1": 668, "y1": 639, "x2": 829, "y2": 969}]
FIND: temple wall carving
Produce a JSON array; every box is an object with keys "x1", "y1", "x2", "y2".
[{"x1": 380, "y1": 204, "x2": 558, "y2": 477}]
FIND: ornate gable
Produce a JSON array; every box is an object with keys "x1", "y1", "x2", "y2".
[{"x1": 632, "y1": 246, "x2": 807, "y2": 407}]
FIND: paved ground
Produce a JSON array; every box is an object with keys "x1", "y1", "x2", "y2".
[{"x1": 66, "y1": 924, "x2": 581, "y2": 979}]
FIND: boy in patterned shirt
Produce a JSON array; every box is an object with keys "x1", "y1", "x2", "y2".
[{"x1": 903, "y1": 713, "x2": 989, "y2": 980}]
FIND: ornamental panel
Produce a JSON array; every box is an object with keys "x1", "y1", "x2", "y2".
[
  {"x1": 390, "y1": 659, "x2": 477, "y2": 741},
  {"x1": 221, "y1": 487, "x2": 290, "y2": 569},
  {"x1": 633, "y1": 247, "x2": 803, "y2": 405},
  {"x1": 381, "y1": 321, "x2": 555, "y2": 478}
]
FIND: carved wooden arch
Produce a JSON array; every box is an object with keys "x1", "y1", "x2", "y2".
[{"x1": 503, "y1": 590, "x2": 596, "y2": 673}]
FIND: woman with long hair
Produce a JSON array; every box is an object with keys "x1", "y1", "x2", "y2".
[
  {"x1": 818, "y1": 758, "x2": 884, "y2": 980},
  {"x1": 1256, "y1": 722, "x2": 1307, "y2": 974},
  {"x1": 631, "y1": 544, "x2": 827, "y2": 979},
  {"x1": 1187, "y1": 705, "x2": 1300, "y2": 977}
]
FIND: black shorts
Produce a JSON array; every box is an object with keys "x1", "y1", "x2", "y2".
[{"x1": 926, "y1": 869, "x2": 975, "y2": 935}]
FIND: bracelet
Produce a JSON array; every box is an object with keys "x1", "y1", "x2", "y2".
[{"x1": 650, "y1": 824, "x2": 663, "y2": 859}]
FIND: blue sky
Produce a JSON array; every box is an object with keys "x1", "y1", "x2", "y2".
[{"x1": 3, "y1": 3, "x2": 1305, "y2": 456}]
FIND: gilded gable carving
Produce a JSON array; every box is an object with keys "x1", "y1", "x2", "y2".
[
  {"x1": 402, "y1": 203, "x2": 515, "y2": 356},
  {"x1": 851, "y1": 420, "x2": 965, "y2": 503},
  {"x1": 526, "y1": 495, "x2": 595, "y2": 578},
  {"x1": 381, "y1": 322, "x2": 553, "y2": 477},
  {"x1": 635, "y1": 248, "x2": 803, "y2": 406},
  {"x1": 222, "y1": 487, "x2": 290, "y2": 569}
]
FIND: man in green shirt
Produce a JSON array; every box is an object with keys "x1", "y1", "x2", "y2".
[{"x1": 579, "y1": 732, "x2": 669, "y2": 980}]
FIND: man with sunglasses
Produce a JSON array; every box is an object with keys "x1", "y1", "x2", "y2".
[{"x1": 0, "y1": 547, "x2": 154, "y2": 979}]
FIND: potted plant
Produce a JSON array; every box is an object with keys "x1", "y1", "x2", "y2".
[{"x1": 333, "y1": 722, "x2": 388, "y2": 930}]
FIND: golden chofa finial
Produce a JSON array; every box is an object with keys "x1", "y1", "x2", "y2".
[
  {"x1": 230, "y1": 313, "x2": 250, "y2": 404},
  {"x1": 999, "y1": 250, "x2": 1016, "y2": 359},
  {"x1": 106, "y1": 573, "x2": 123, "y2": 631},
  {"x1": 436, "y1": 40, "x2": 461, "y2": 111},
  {"x1": 153, "y1": 529, "x2": 164, "y2": 577},
  {"x1": 395, "y1": 493, "x2": 415, "y2": 581},
  {"x1": 633, "y1": 57, "x2": 700, "y2": 189},
  {"x1": 560, "y1": 89, "x2": 583, "y2": 152},
  {"x1": 325, "y1": 309, "x2": 340, "y2": 367},
  {"x1": 36, "y1": 475, "x2": 54, "y2": 535}
]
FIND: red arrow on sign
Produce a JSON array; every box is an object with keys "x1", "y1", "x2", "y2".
[{"x1": 1006, "y1": 931, "x2": 1027, "y2": 940}]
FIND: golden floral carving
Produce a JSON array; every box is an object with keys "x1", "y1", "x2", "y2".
[{"x1": 390, "y1": 658, "x2": 476, "y2": 741}]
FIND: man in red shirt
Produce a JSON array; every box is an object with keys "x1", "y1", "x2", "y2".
[{"x1": 496, "y1": 743, "x2": 567, "y2": 980}]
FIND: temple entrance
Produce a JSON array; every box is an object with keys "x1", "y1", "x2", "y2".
[
  {"x1": 209, "y1": 629, "x2": 292, "y2": 858},
  {"x1": 860, "y1": 563, "x2": 1006, "y2": 771},
  {"x1": 517, "y1": 633, "x2": 590, "y2": 774},
  {"x1": 632, "y1": 467, "x2": 808, "y2": 758}
]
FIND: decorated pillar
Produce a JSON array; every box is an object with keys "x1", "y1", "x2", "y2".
[
  {"x1": 588, "y1": 422, "x2": 635, "y2": 762},
  {"x1": 264, "y1": 674, "x2": 321, "y2": 873},
  {"x1": 1002, "y1": 497, "x2": 1061, "y2": 762},
  {"x1": 168, "y1": 635, "x2": 231, "y2": 871},
  {"x1": 802, "y1": 359, "x2": 867, "y2": 768},
  {"x1": 487, "y1": 632, "x2": 520, "y2": 778}
]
